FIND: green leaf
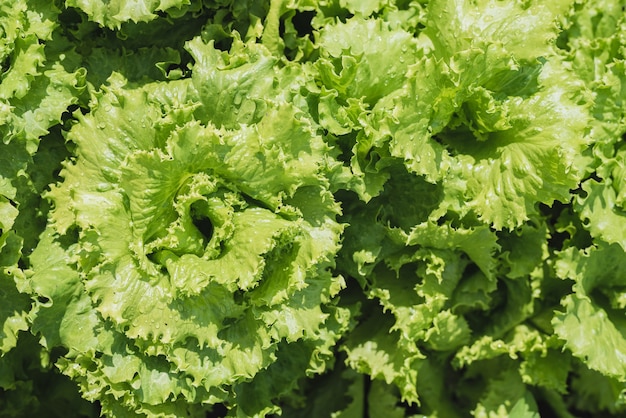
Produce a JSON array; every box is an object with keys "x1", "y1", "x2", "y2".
[
  {"x1": 189, "y1": 36, "x2": 309, "y2": 130},
  {"x1": 0, "y1": 232, "x2": 29, "y2": 354},
  {"x1": 576, "y1": 177, "x2": 626, "y2": 251},
  {"x1": 65, "y1": 0, "x2": 193, "y2": 28},
  {"x1": 425, "y1": 0, "x2": 573, "y2": 63},
  {"x1": 315, "y1": 17, "x2": 420, "y2": 104},
  {"x1": 498, "y1": 221, "x2": 549, "y2": 279},
  {"x1": 372, "y1": 0, "x2": 592, "y2": 230},
  {"x1": 366, "y1": 379, "x2": 408, "y2": 418},
  {"x1": 472, "y1": 366, "x2": 539, "y2": 418},
  {"x1": 569, "y1": 362, "x2": 626, "y2": 415},
  {"x1": 0, "y1": 199, "x2": 18, "y2": 232},
  {"x1": 406, "y1": 220, "x2": 499, "y2": 280},
  {"x1": 342, "y1": 311, "x2": 424, "y2": 405},
  {"x1": 27, "y1": 230, "x2": 103, "y2": 353},
  {"x1": 553, "y1": 244, "x2": 626, "y2": 378},
  {"x1": 338, "y1": 0, "x2": 388, "y2": 17},
  {"x1": 554, "y1": 295, "x2": 626, "y2": 379}
]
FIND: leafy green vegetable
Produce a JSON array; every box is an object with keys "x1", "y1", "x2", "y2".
[{"x1": 2, "y1": 0, "x2": 626, "y2": 416}]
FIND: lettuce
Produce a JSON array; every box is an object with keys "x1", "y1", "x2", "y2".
[
  {"x1": 28, "y1": 34, "x2": 348, "y2": 415},
  {"x1": 2, "y1": 0, "x2": 626, "y2": 417}
]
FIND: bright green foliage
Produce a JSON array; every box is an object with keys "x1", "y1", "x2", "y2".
[
  {"x1": 65, "y1": 0, "x2": 196, "y2": 28},
  {"x1": 2, "y1": 0, "x2": 626, "y2": 417},
  {"x1": 32, "y1": 36, "x2": 348, "y2": 415}
]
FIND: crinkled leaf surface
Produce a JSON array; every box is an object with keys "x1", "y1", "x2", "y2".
[
  {"x1": 39, "y1": 37, "x2": 348, "y2": 415},
  {"x1": 6, "y1": 0, "x2": 626, "y2": 417},
  {"x1": 65, "y1": 0, "x2": 192, "y2": 28},
  {"x1": 553, "y1": 244, "x2": 626, "y2": 379}
]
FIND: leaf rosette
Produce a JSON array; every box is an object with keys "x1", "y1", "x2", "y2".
[
  {"x1": 32, "y1": 39, "x2": 348, "y2": 416},
  {"x1": 313, "y1": 0, "x2": 590, "y2": 230}
]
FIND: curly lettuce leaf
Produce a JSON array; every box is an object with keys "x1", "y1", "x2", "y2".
[
  {"x1": 65, "y1": 0, "x2": 193, "y2": 28},
  {"x1": 473, "y1": 368, "x2": 540, "y2": 418},
  {"x1": 553, "y1": 243, "x2": 626, "y2": 379},
  {"x1": 188, "y1": 35, "x2": 319, "y2": 131},
  {"x1": 0, "y1": 232, "x2": 29, "y2": 355},
  {"x1": 336, "y1": 193, "x2": 502, "y2": 405},
  {"x1": 568, "y1": 363, "x2": 626, "y2": 416},
  {"x1": 425, "y1": 0, "x2": 572, "y2": 63},
  {"x1": 575, "y1": 176, "x2": 626, "y2": 251},
  {"x1": 0, "y1": 0, "x2": 57, "y2": 102},
  {"x1": 315, "y1": 17, "x2": 421, "y2": 106},
  {"x1": 342, "y1": 309, "x2": 424, "y2": 405}
]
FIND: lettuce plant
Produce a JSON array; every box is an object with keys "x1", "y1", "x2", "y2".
[{"x1": 2, "y1": 0, "x2": 626, "y2": 417}]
